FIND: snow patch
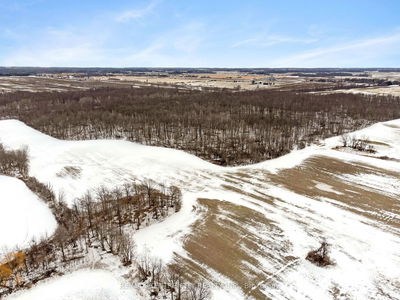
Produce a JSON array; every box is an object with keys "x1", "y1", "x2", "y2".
[
  {"x1": 314, "y1": 182, "x2": 343, "y2": 195},
  {"x1": 5, "y1": 269, "x2": 139, "y2": 300},
  {"x1": 0, "y1": 175, "x2": 57, "y2": 254}
]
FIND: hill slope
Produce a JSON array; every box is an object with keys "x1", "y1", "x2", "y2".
[
  {"x1": 0, "y1": 119, "x2": 399, "y2": 299},
  {"x1": 0, "y1": 175, "x2": 57, "y2": 254},
  {"x1": 6, "y1": 269, "x2": 139, "y2": 300}
]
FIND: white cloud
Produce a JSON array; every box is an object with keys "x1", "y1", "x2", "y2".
[
  {"x1": 232, "y1": 35, "x2": 317, "y2": 48},
  {"x1": 121, "y1": 22, "x2": 206, "y2": 67},
  {"x1": 2, "y1": 44, "x2": 105, "y2": 67},
  {"x1": 115, "y1": 0, "x2": 160, "y2": 23},
  {"x1": 272, "y1": 33, "x2": 400, "y2": 67},
  {"x1": 231, "y1": 37, "x2": 259, "y2": 48},
  {"x1": 3, "y1": 5, "x2": 400, "y2": 69},
  {"x1": 0, "y1": 18, "x2": 208, "y2": 67},
  {"x1": 0, "y1": 27, "x2": 109, "y2": 67}
]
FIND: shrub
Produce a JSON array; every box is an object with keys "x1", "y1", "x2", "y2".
[{"x1": 306, "y1": 242, "x2": 333, "y2": 267}]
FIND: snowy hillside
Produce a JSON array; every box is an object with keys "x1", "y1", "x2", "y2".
[
  {"x1": 0, "y1": 119, "x2": 220, "y2": 206},
  {"x1": 0, "y1": 175, "x2": 57, "y2": 254},
  {"x1": 0, "y1": 118, "x2": 399, "y2": 299},
  {"x1": 6, "y1": 270, "x2": 139, "y2": 300}
]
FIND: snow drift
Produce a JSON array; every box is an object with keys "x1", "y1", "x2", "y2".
[
  {"x1": 0, "y1": 175, "x2": 57, "y2": 254},
  {"x1": 5, "y1": 269, "x2": 139, "y2": 300}
]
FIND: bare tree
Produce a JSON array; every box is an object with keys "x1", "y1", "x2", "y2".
[
  {"x1": 116, "y1": 233, "x2": 135, "y2": 266},
  {"x1": 137, "y1": 253, "x2": 151, "y2": 282},
  {"x1": 186, "y1": 281, "x2": 211, "y2": 300},
  {"x1": 3, "y1": 86, "x2": 399, "y2": 166},
  {"x1": 340, "y1": 134, "x2": 349, "y2": 147}
]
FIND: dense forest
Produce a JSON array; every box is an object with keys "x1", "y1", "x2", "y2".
[{"x1": 1, "y1": 87, "x2": 400, "y2": 165}]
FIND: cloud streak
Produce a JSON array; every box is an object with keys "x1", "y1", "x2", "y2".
[
  {"x1": 1, "y1": 1, "x2": 400, "y2": 68},
  {"x1": 272, "y1": 33, "x2": 400, "y2": 67},
  {"x1": 122, "y1": 22, "x2": 207, "y2": 67},
  {"x1": 115, "y1": 0, "x2": 160, "y2": 23},
  {"x1": 0, "y1": 26, "x2": 110, "y2": 67},
  {"x1": 0, "y1": 20, "x2": 208, "y2": 67},
  {"x1": 232, "y1": 35, "x2": 317, "y2": 48}
]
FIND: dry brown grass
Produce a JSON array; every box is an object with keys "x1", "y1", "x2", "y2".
[
  {"x1": 267, "y1": 155, "x2": 400, "y2": 229},
  {"x1": 176, "y1": 198, "x2": 296, "y2": 299},
  {"x1": 167, "y1": 151, "x2": 400, "y2": 299}
]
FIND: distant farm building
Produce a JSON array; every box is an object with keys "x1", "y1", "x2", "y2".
[{"x1": 251, "y1": 77, "x2": 276, "y2": 86}]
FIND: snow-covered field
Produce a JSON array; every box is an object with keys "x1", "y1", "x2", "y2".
[
  {"x1": 0, "y1": 118, "x2": 399, "y2": 299},
  {"x1": 0, "y1": 175, "x2": 57, "y2": 254},
  {"x1": 328, "y1": 85, "x2": 400, "y2": 97},
  {"x1": 6, "y1": 270, "x2": 139, "y2": 300},
  {"x1": 0, "y1": 120, "x2": 220, "y2": 206}
]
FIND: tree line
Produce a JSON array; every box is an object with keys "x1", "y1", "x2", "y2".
[{"x1": 1, "y1": 86, "x2": 400, "y2": 166}]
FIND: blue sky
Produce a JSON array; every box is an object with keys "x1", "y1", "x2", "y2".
[{"x1": 1, "y1": 0, "x2": 400, "y2": 67}]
